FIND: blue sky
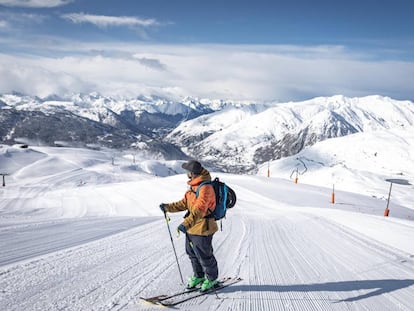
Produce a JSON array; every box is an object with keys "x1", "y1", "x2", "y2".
[{"x1": 0, "y1": 0, "x2": 413, "y2": 101}]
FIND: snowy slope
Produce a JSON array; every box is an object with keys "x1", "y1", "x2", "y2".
[
  {"x1": 258, "y1": 126, "x2": 414, "y2": 209},
  {"x1": 0, "y1": 146, "x2": 413, "y2": 310}
]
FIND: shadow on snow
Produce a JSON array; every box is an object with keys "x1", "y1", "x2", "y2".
[{"x1": 222, "y1": 279, "x2": 414, "y2": 302}]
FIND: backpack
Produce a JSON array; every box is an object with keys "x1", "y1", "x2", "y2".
[{"x1": 195, "y1": 177, "x2": 237, "y2": 221}]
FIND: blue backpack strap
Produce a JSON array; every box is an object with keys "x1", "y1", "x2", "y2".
[{"x1": 221, "y1": 183, "x2": 228, "y2": 215}]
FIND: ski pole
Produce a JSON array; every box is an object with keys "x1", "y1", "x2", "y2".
[{"x1": 163, "y1": 212, "x2": 184, "y2": 284}]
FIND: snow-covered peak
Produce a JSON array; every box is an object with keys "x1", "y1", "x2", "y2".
[
  {"x1": 167, "y1": 95, "x2": 414, "y2": 172},
  {"x1": 1, "y1": 92, "x2": 414, "y2": 173}
]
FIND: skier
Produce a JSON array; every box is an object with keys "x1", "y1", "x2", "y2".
[{"x1": 160, "y1": 160, "x2": 219, "y2": 292}]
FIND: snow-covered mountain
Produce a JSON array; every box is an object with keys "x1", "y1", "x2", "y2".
[
  {"x1": 0, "y1": 92, "x2": 245, "y2": 159},
  {"x1": 1, "y1": 93, "x2": 413, "y2": 172},
  {"x1": 167, "y1": 95, "x2": 414, "y2": 172}
]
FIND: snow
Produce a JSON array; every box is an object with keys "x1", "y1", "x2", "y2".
[
  {"x1": 258, "y1": 127, "x2": 414, "y2": 209},
  {"x1": 0, "y1": 144, "x2": 413, "y2": 310},
  {"x1": 166, "y1": 95, "x2": 414, "y2": 170}
]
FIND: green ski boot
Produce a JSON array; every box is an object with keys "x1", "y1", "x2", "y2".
[
  {"x1": 187, "y1": 276, "x2": 205, "y2": 289},
  {"x1": 200, "y1": 279, "x2": 218, "y2": 292}
]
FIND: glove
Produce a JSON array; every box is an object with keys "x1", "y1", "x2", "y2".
[
  {"x1": 177, "y1": 224, "x2": 187, "y2": 234},
  {"x1": 159, "y1": 204, "x2": 167, "y2": 214}
]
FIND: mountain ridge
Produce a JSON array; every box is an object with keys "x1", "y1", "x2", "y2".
[
  {"x1": 166, "y1": 95, "x2": 414, "y2": 172},
  {"x1": 1, "y1": 92, "x2": 413, "y2": 173}
]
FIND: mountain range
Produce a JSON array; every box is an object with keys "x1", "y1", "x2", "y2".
[{"x1": 1, "y1": 92, "x2": 413, "y2": 173}]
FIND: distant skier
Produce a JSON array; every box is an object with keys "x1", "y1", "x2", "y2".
[{"x1": 160, "y1": 160, "x2": 219, "y2": 292}]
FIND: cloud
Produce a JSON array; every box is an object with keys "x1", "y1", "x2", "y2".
[
  {"x1": 0, "y1": 54, "x2": 93, "y2": 97},
  {"x1": 62, "y1": 13, "x2": 159, "y2": 28},
  {"x1": 0, "y1": 43, "x2": 413, "y2": 101},
  {"x1": 133, "y1": 56, "x2": 167, "y2": 71},
  {"x1": 0, "y1": 0, "x2": 72, "y2": 8},
  {"x1": 0, "y1": 11, "x2": 47, "y2": 26}
]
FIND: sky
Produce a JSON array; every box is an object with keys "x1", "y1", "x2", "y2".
[{"x1": 0, "y1": 0, "x2": 414, "y2": 101}]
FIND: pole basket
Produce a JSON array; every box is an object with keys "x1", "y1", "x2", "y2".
[{"x1": 384, "y1": 208, "x2": 390, "y2": 217}]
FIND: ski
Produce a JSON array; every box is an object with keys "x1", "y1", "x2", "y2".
[
  {"x1": 140, "y1": 286, "x2": 199, "y2": 305},
  {"x1": 140, "y1": 277, "x2": 241, "y2": 307},
  {"x1": 158, "y1": 277, "x2": 242, "y2": 307}
]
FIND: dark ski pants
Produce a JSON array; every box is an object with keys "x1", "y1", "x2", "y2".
[{"x1": 185, "y1": 233, "x2": 218, "y2": 281}]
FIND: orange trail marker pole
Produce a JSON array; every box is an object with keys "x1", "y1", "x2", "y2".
[
  {"x1": 331, "y1": 184, "x2": 335, "y2": 204},
  {"x1": 384, "y1": 182, "x2": 392, "y2": 217},
  {"x1": 383, "y1": 178, "x2": 411, "y2": 217},
  {"x1": 267, "y1": 161, "x2": 270, "y2": 178}
]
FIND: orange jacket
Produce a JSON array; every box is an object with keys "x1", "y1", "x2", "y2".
[{"x1": 165, "y1": 169, "x2": 218, "y2": 236}]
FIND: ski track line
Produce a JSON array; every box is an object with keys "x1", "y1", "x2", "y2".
[
  {"x1": 0, "y1": 217, "x2": 158, "y2": 267},
  {"x1": 284, "y1": 213, "x2": 414, "y2": 310},
  {"x1": 196, "y1": 214, "x2": 250, "y2": 310},
  {"x1": 133, "y1": 213, "x2": 252, "y2": 310},
  {"x1": 115, "y1": 217, "x2": 196, "y2": 310},
  {"x1": 108, "y1": 248, "x2": 189, "y2": 310},
  {"x1": 1, "y1": 187, "x2": 413, "y2": 310},
  {"x1": 315, "y1": 215, "x2": 414, "y2": 310},
  {"x1": 162, "y1": 189, "x2": 334, "y2": 310},
  {"x1": 185, "y1": 205, "x2": 414, "y2": 311},
  {"x1": 63, "y1": 221, "x2": 184, "y2": 311},
  {"x1": 253, "y1": 215, "x2": 332, "y2": 310},
  {"x1": 319, "y1": 214, "x2": 414, "y2": 273},
  {"x1": 0, "y1": 219, "x2": 174, "y2": 311}
]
